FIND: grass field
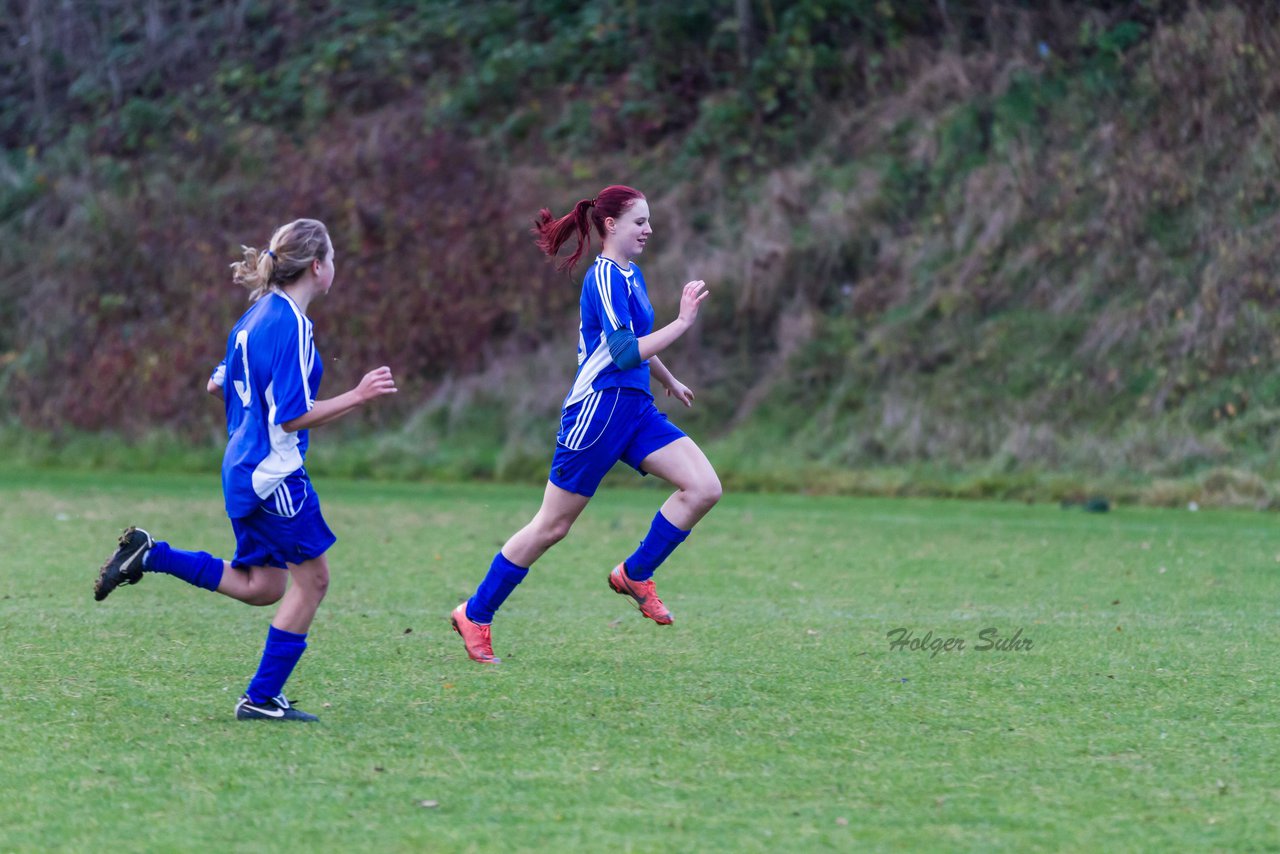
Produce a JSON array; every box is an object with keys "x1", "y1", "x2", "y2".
[{"x1": 2, "y1": 469, "x2": 1278, "y2": 852}]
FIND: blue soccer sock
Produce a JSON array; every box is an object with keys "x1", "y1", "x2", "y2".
[
  {"x1": 466, "y1": 551, "x2": 530, "y2": 624},
  {"x1": 624, "y1": 510, "x2": 690, "y2": 581},
  {"x1": 246, "y1": 625, "x2": 308, "y2": 704},
  {"x1": 142, "y1": 542, "x2": 225, "y2": 592}
]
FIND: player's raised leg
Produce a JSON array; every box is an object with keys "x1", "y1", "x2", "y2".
[
  {"x1": 95, "y1": 527, "x2": 227, "y2": 600},
  {"x1": 94, "y1": 527, "x2": 287, "y2": 606},
  {"x1": 609, "y1": 437, "x2": 721, "y2": 624},
  {"x1": 640, "y1": 436, "x2": 722, "y2": 532}
]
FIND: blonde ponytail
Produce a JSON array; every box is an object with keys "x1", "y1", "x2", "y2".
[
  {"x1": 230, "y1": 246, "x2": 274, "y2": 302},
  {"x1": 229, "y1": 219, "x2": 331, "y2": 302}
]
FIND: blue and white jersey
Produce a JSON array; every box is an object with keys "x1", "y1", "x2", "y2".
[
  {"x1": 562, "y1": 257, "x2": 655, "y2": 410},
  {"x1": 215, "y1": 291, "x2": 322, "y2": 519}
]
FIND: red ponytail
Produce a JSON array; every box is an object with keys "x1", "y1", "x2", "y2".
[{"x1": 531, "y1": 185, "x2": 645, "y2": 272}]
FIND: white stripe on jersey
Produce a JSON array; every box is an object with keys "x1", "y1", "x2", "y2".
[
  {"x1": 277, "y1": 290, "x2": 314, "y2": 408},
  {"x1": 594, "y1": 259, "x2": 620, "y2": 331},
  {"x1": 251, "y1": 380, "x2": 304, "y2": 500},
  {"x1": 303, "y1": 326, "x2": 316, "y2": 407},
  {"x1": 563, "y1": 335, "x2": 614, "y2": 409}
]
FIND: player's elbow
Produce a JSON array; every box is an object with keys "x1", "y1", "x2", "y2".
[
  {"x1": 281, "y1": 403, "x2": 319, "y2": 433},
  {"x1": 206, "y1": 379, "x2": 224, "y2": 399},
  {"x1": 607, "y1": 329, "x2": 642, "y2": 371}
]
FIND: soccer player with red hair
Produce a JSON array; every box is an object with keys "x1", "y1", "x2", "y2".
[{"x1": 451, "y1": 185, "x2": 721, "y2": 663}]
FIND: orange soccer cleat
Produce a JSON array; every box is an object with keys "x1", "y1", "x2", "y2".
[
  {"x1": 608, "y1": 563, "x2": 673, "y2": 625},
  {"x1": 451, "y1": 602, "x2": 501, "y2": 664}
]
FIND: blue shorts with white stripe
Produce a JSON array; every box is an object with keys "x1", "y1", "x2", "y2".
[
  {"x1": 230, "y1": 473, "x2": 336, "y2": 569},
  {"x1": 550, "y1": 388, "x2": 686, "y2": 497}
]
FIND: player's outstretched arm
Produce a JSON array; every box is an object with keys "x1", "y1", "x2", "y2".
[
  {"x1": 637, "y1": 279, "x2": 709, "y2": 361},
  {"x1": 282, "y1": 366, "x2": 397, "y2": 432}
]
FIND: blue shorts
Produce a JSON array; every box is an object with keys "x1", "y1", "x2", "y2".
[
  {"x1": 550, "y1": 388, "x2": 686, "y2": 497},
  {"x1": 229, "y1": 474, "x2": 336, "y2": 569}
]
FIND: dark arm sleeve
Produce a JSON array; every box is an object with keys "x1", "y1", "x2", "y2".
[{"x1": 606, "y1": 328, "x2": 641, "y2": 370}]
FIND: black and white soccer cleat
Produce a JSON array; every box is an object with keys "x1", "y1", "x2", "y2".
[
  {"x1": 234, "y1": 694, "x2": 319, "y2": 722},
  {"x1": 93, "y1": 527, "x2": 154, "y2": 601}
]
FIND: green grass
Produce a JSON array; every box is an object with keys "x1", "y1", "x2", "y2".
[{"x1": 2, "y1": 469, "x2": 1279, "y2": 851}]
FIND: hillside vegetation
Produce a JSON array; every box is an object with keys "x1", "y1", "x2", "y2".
[{"x1": 4, "y1": 0, "x2": 1280, "y2": 505}]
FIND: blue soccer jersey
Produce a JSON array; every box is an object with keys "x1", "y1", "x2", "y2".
[
  {"x1": 562, "y1": 257, "x2": 656, "y2": 409},
  {"x1": 215, "y1": 291, "x2": 322, "y2": 519}
]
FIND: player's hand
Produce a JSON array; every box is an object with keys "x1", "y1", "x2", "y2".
[
  {"x1": 357, "y1": 366, "x2": 397, "y2": 402},
  {"x1": 677, "y1": 280, "x2": 709, "y2": 325},
  {"x1": 664, "y1": 379, "x2": 695, "y2": 407}
]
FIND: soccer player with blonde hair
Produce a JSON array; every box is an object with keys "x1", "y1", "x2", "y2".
[{"x1": 94, "y1": 218, "x2": 396, "y2": 721}]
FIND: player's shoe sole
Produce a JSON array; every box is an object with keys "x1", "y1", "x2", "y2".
[
  {"x1": 94, "y1": 527, "x2": 154, "y2": 601},
  {"x1": 451, "y1": 602, "x2": 501, "y2": 664},
  {"x1": 234, "y1": 694, "x2": 319, "y2": 722},
  {"x1": 608, "y1": 563, "x2": 673, "y2": 625}
]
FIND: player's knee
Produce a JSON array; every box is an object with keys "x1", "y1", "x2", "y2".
[
  {"x1": 542, "y1": 517, "x2": 574, "y2": 547},
  {"x1": 304, "y1": 569, "x2": 330, "y2": 602},
  {"x1": 692, "y1": 473, "x2": 722, "y2": 511},
  {"x1": 706, "y1": 474, "x2": 723, "y2": 507},
  {"x1": 545, "y1": 517, "x2": 576, "y2": 545}
]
